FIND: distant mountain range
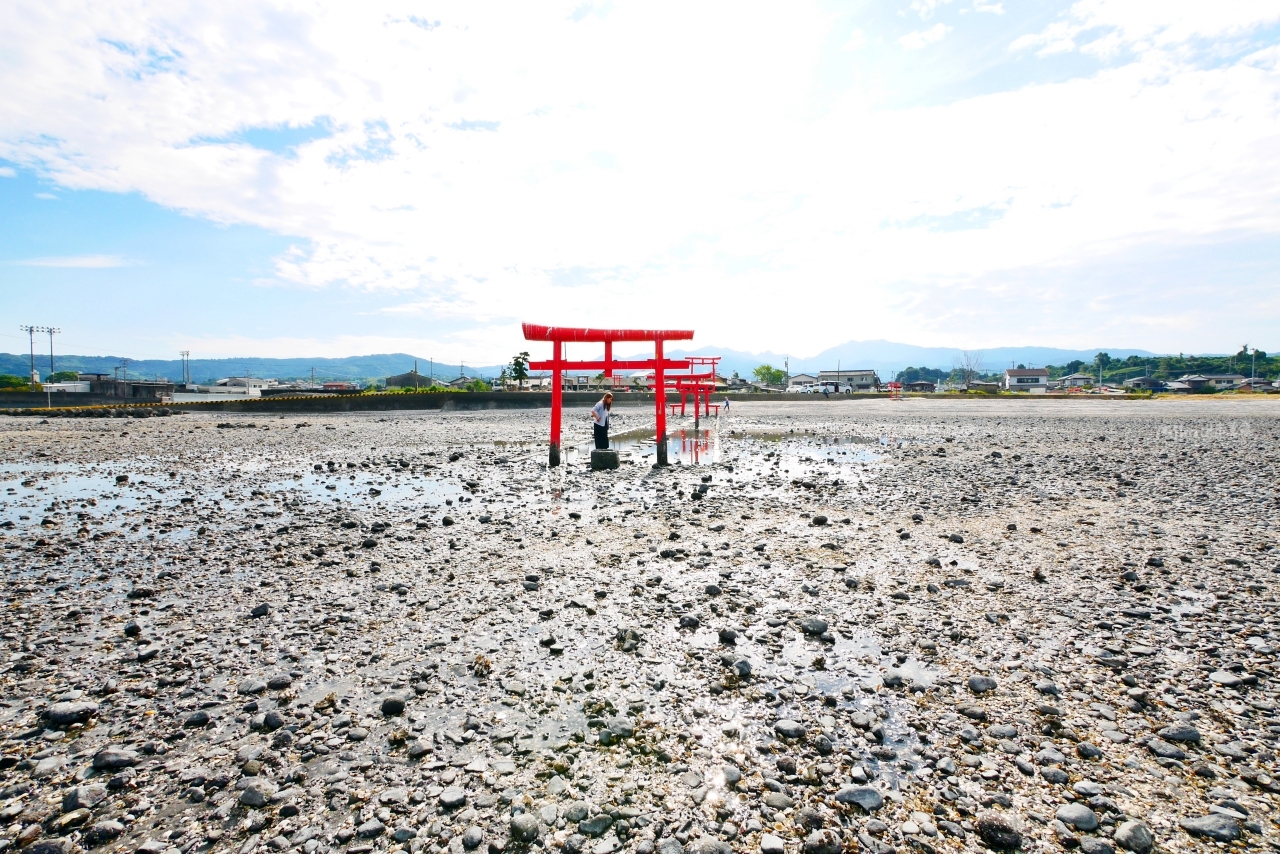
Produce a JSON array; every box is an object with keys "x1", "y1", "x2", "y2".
[
  {"x1": 0, "y1": 353, "x2": 469, "y2": 384},
  {"x1": 0, "y1": 340, "x2": 1183, "y2": 384},
  {"x1": 653, "y1": 341, "x2": 1164, "y2": 379}
]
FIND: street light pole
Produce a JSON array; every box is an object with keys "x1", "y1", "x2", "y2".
[
  {"x1": 45, "y1": 327, "x2": 60, "y2": 378},
  {"x1": 19, "y1": 325, "x2": 37, "y2": 385}
]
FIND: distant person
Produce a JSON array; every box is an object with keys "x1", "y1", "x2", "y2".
[
  {"x1": 591, "y1": 392, "x2": 613, "y2": 449},
  {"x1": 723, "y1": 398, "x2": 730, "y2": 413},
  {"x1": 823, "y1": 388, "x2": 830, "y2": 399}
]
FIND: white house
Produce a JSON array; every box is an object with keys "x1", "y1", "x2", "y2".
[
  {"x1": 818, "y1": 369, "x2": 880, "y2": 390},
  {"x1": 1004, "y1": 368, "x2": 1049, "y2": 392},
  {"x1": 1055, "y1": 373, "x2": 1094, "y2": 388},
  {"x1": 787, "y1": 373, "x2": 818, "y2": 388}
]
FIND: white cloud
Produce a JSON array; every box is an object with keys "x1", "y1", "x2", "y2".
[
  {"x1": 17, "y1": 254, "x2": 132, "y2": 268},
  {"x1": 973, "y1": 0, "x2": 1003, "y2": 14},
  {"x1": 1012, "y1": 0, "x2": 1280, "y2": 56},
  {"x1": 840, "y1": 29, "x2": 865, "y2": 51},
  {"x1": 910, "y1": 0, "x2": 954, "y2": 21},
  {"x1": 0, "y1": 166, "x2": 14, "y2": 177},
  {"x1": 899, "y1": 23, "x2": 951, "y2": 49},
  {"x1": 0, "y1": 1, "x2": 1277, "y2": 358}
]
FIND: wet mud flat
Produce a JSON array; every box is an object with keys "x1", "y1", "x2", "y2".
[{"x1": 1, "y1": 399, "x2": 1279, "y2": 854}]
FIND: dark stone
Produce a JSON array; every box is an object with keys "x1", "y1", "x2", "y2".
[
  {"x1": 183, "y1": 711, "x2": 210, "y2": 728},
  {"x1": 1179, "y1": 815, "x2": 1239, "y2": 842},
  {"x1": 357, "y1": 820, "x2": 385, "y2": 839},
  {"x1": 579, "y1": 815, "x2": 613, "y2": 837},
  {"x1": 92, "y1": 747, "x2": 138, "y2": 771},
  {"x1": 834, "y1": 786, "x2": 883, "y2": 811},
  {"x1": 976, "y1": 813, "x2": 1022, "y2": 849},
  {"x1": 1113, "y1": 820, "x2": 1154, "y2": 854},
  {"x1": 1146, "y1": 738, "x2": 1185, "y2": 760},
  {"x1": 590, "y1": 450, "x2": 619, "y2": 471},
  {"x1": 774, "y1": 719, "x2": 805, "y2": 739},
  {"x1": 46, "y1": 701, "x2": 99, "y2": 727},
  {"x1": 510, "y1": 813, "x2": 540, "y2": 843},
  {"x1": 1158, "y1": 723, "x2": 1200, "y2": 743},
  {"x1": 968, "y1": 674, "x2": 998, "y2": 693},
  {"x1": 84, "y1": 821, "x2": 125, "y2": 847},
  {"x1": 799, "y1": 617, "x2": 829, "y2": 635}
]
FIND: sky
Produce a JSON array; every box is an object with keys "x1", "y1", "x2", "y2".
[{"x1": 2, "y1": 0, "x2": 1279, "y2": 365}]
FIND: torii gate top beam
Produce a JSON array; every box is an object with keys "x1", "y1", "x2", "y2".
[{"x1": 522, "y1": 323, "x2": 694, "y2": 344}]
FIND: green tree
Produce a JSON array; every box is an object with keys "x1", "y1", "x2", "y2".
[
  {"x1": 465, "y1": 378, "x2": 491, "y2": 392},
  {"x1": 0, "y1": 374, "x2": 30, "y2": 390},
  {"x1": 44, "y1": 370, "x2": 79, "y2": 383},
  {"x1": 753, "y1": 364, "x2": 786, "y2": 386},
  {"x1": 511, "y1": 351, "x2": 530, "y2": 390}
]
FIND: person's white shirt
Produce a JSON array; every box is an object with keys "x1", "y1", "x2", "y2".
[{"x1": 591, "y1": 399, "x2": 610, "y2": 427}]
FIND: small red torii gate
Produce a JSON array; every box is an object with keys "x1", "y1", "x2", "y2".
[
  {"x1": 523, "y1": 323, "x2": 693, "y2": 467},
  {"x1": 668, "y1": 356, "x2": 720, "y2": 420}
]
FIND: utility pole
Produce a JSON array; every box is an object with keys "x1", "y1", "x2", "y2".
[
  {"x1": 1252, "y1": 348, "x2": 1257, "y2": 383},
  {"x1": 180, "y1": 351, "x2": 190, "y2": 385},
  {"x1": 120, "y1": 358, "x2": 130, "y2": 382},
  {"x1": 414, "y1": 359, "x2": 419, "y2": 391},
  {"x1": 19, "y1": 326, "x2": 37, "y2": 385},
  {"x1": 44, "y1": 327, "x2": 60, "y2": 378}
]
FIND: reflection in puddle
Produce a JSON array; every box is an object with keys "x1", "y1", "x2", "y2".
[{"x1": 565, "y1": 427, "x2": 720, "y2": 466}]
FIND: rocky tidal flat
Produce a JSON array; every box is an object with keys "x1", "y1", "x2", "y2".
[{"x1": 1, "y1": 399, "x2": 1278, "y2": 854}]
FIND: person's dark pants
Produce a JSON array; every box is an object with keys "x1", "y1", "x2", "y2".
[{"x1": 594, "y1": 424, "x2": 609, "y2": 449}]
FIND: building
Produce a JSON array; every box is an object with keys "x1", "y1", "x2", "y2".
[
  {"x1": 904, "y1": 380, "x2": 935, "y2": 392},
  {"x1": 1174, "y1": 373, "x2": 1245, "y2": 390},
  {"x1": 386, "y1": 370, "x2": 431, "y2": 389},
  {"x1": 1004, "y1": 368, "x2": 1049, "y2": 392},
  {"x1": 968, "y1": 381, "x2": 1001, "y2": 393},
  {"x1": 1122, "y1": 376, "x2": 1163, "y2": 390},
  {"x1": 84, "y1": 379, "x2": 175, "y2": 399},
  {"x1": 1238, "y1": 378, "x2": 1275, "y2": 392},
  {"x1": 216, "y1": 377, "x2": 276, "y2": 391},
  {"x1": 322, "y1": 382, "x2": 362, "y2": 392},
  {"x1": 818, "y1": 369, "x2": 880, "y2": 390},
  {"x1": 41, "y1": 382, "x2": 91, "y2": 393},
  {"x1": 786, "y1": 373, "x2": 818, "y2": 388},
  {"x1": 1055, "y1": 373, "x2": 1094, "y2": 388}
]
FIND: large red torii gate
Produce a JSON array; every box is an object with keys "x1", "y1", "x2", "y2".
[{"x1": 523, "y1": 323, "x2": 693, "y2": 467}]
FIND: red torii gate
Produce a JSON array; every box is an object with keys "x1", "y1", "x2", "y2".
[
  {"x1": 523, "y1": 323, "x2": 693, "y2": 467},
  {"x1": 669, "y1": 356, "x2": 720, "y2": 420}
]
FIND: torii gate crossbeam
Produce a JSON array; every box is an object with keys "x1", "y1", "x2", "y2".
[{"x1": 523, "y1": 323, "x2": 695, "y2": 467}]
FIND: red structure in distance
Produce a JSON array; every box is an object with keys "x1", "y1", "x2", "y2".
[
  {"x1": 668, "y1": 356, "x2": 720, "y2": 421},
  {"x1": 523, "y1": 323, "x2": 696, "y2": 467}
]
